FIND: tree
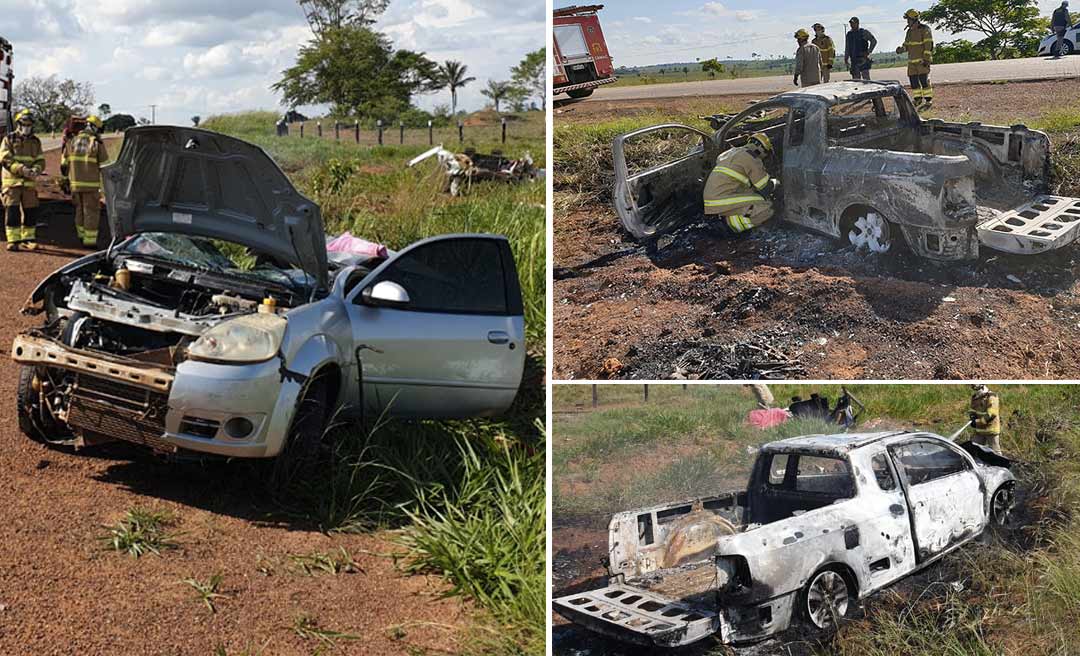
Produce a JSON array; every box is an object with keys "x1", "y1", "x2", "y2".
[
  {"x1": 511, "y1": 48, "x2": 545, "y2": 108},
  {"x1": 439, "y1": 60, "x2": 475, "y2": 117},
  {"x1": 480, "y1": 80, "x2": 514, "y2": 113},
  {"x1": 299, "y1": 0, "x2": 390, "y2": 34},
  {"x1": 97, "y1": 103, "x2": 111, "y2": 118},
  {"x1": 191, "y1": 115, "x2": 201, "y2": 127},
  {"x1": 683, "y1": 66, "x2": 689, "y2": 76},
  {"x1": 13, "y1": 75, "x2": 94, "y2": 132},
  {"x1": 922, "y1": 0, "x2": 1041, "y2": 59},
  {"x1": 701, "y1": 58, "x2": 724, "y2": 78},
  {"x1": 273, "y1": 25, "x2": 441, "y2": 120},
  {"x1": 103, "y1": 114, "x2": 136, "y2": 133}
]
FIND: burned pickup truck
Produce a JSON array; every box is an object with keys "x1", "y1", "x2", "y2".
[
  {"x1": 614, "y1": 80, "x2": 1080, "y2": 260},
  {"x1": 12, "y1": 126, "x2": 526, "y2": 462},
  {"x1": 554, "y1": 430, "x2": 1015, "y2": 647}
]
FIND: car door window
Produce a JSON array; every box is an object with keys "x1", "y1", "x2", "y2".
[
  {"x1": 366, "y1": 238, "x2": 508, "y2": 314},
  {"x1": 894, "y1": 442, "x2": 970, "y2": 485},
  {"x1": 871, "y1": 453, "x2": 897, "y2": 491}
]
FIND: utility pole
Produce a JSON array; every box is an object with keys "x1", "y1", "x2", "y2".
[{"x1": 149, "y1": 105, "x2": 157, "y2": 124}]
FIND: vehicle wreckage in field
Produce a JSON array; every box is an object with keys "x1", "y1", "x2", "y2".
[
  {"x1": 408, "y1": 145, "x2": 539, "y2": 196},
  {"x1": 614, "y1": 80, "x2": 1080, "y2": 260},
  {"x1": 12, "y1": 126, "x2": 526, "y2": 460},
  {"x1": 554, "y1": 430, "x2": 1015, "y2": 647}
]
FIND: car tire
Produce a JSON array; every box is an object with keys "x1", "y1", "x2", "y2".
[
  {"x1": 271, "y1": 373, "x2": 333, "y2": 488},
  {"x1": 989, "y1": 482, "x2": 1017, "y2": 531},
  {"x1": 17, "y1": 365, "x2": 73, "y2": 445},
  {"x1": 800, "y1": 567, "x2": 853, "y2": 630},
  {"x1": 1063, "y1": 40, "x2": 1075, "y2": 56},
  {"x1": 844, "y1": 207, "x2": 893, "y2": 253},
  {"x1": 567, "y1": 88, "x2": 594, "y2": 99}
]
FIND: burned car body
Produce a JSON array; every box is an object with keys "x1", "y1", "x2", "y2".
[
  {"x1": 554, "y1": 430, "x2": 1015, "y2": 647},
  {"x1": 614, "y1": 80, "x2": 1080, "y2": 260},
  {"x1": 12, "y1": 126, "x2": 525, "y2": 459}
]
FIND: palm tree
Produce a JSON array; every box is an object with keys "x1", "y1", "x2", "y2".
[
  {"x1": 481, "y1": 80, "x2": 514, "y2": 113},
  {"x1": 439, "y1": 60, "x2": 475, "y2": 117}
]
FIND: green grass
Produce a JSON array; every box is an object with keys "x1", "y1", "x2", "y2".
[
  {"x1": 181, "y1": 574, "x2": 228, "y2": 614},
  {"x1": 201, "y1": 111, "x2": 546, "y2": 654},
  {"x1": 291, "y1": 614, "x2": 360, "y2": 647},
  {"x1": 101, "y1": 508, "x2": 178, "y2": 558},
  {"x1": 288, "y1": 547, "x2": 360, "y2": 576}
]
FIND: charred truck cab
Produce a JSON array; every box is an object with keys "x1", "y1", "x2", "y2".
[
  {"x1": 13, "y1": 127, "x2": 527, "y2": 460},
  {"x1": 554, "y1": 431, "x2": 1015, "y2": 647},
  {"x1": 614, "y1": 81, "x2": 1080, "y2": 260}
]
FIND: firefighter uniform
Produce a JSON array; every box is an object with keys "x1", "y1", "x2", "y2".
[
  {"x1": 897, "y1": 10, "x2": 934, "y2": 107},
  {"x1": 61, "y1": 116, "x2": 109, "y2": 247},
  {"x1": 702, "y1": 136, "x2": 775, "y2": 234},
  {"x1": 0, "y1": 111, "x2": 45, "y2": 249},
  {"x1": 970, "y1": 386, "x2": 1001, "y2": 452},
  {"x1": 812, "y1": 26, "x2": 836, "y2": 83}
]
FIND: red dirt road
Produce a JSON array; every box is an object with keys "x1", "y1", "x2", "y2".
[{"x1": 0, "y1": 216, "x2": 469, "y2": 653}]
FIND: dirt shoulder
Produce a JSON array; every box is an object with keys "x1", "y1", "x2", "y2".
[
  {"x1": 553, "y1": 80, "x2": 1080, "y2": 380},
  {"x1": 0, "y1": 213, "x2": 470, "y2": 653}
]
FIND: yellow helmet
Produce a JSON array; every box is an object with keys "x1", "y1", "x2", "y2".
[
  {"x1": 794, "y1": 28, "x2": 810, "y2": 39},
  {"x1": 749, "y1": 132, "x2": 772, "y2": 153},
  {"x1": 14, "y1": 109, "x2": 33, "y2": 124},
  {"x1": 86, "y1": 115, "x2": 103, "y2": 129},
  {"x1": 904, "y1": 8, "x2": 920, "y2": 19}
]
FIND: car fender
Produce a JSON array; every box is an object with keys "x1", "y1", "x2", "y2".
[{"x1": 264, "y1": 333, "x2": 343, "y2": 457}]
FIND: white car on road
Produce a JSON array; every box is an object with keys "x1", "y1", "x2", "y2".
[{"x1": 1038, "y1": 23, "x2": 1079, "y2": 56}]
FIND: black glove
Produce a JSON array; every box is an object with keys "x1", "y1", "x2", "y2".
[{"x1": 968, "y1": 412, "x2": 979, "y2": 423}]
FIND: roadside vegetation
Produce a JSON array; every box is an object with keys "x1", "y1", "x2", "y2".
[
  {"x1": 199, "y1": 110, "x2": 546, "y2": 654},
  {"x1": 552, "y1": 384, "x2": 1080, "y2": 654}
]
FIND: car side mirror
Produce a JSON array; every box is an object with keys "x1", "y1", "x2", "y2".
[{"x1": 361, "y1": 280, "x2": 410, "y2": 308}]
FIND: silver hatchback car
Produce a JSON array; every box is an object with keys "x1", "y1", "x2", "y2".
[{"x1": 12, "y1": 126, "x2": 526, "y2": 460}]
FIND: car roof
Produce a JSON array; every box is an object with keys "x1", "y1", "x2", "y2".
[
  {"x1": 771, "y1": 80, "x2": 903, "y2": 105},
  {"x1": 762, "y1": 430, "x2": 940, "y2": 455}
]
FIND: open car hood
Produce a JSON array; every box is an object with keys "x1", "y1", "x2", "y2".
[{"x1": 102, "y1": 126, "x2": 328, "y2": 290}]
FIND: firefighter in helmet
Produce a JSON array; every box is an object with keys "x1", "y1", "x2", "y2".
[
  {"x1": 702, "y1": 132, "x2": 780, "y2": 236},
  {"x1": 969, "y1": 384, "x2": 1001, "y2": 452},
  {"x1": 61, "y1": 115, "x2": 109, "y2": 248},
  {"x1": 896, "y1": 9, "x2": 934, "y2": 108},
  {"x1": 0, "y1": 109, "x2": 45, "y2": 251}
]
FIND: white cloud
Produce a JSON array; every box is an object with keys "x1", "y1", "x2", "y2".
[{"x1": 632, "y1": 16, "x2": 653, "y2": 23}]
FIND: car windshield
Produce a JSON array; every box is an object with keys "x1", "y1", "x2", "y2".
[{"x1": 122, "y1": 232, "x2": 315, "y2": 291}]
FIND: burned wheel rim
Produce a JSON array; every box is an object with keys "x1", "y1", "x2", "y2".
[
  {"x1": 848, "y1": 211, "x2": 892, "y2": 253},
  {"x1": 991, "y1": 485, "x2": 1016, "y2": 528},
  {"x1": 805, "y1": 570, "x2": 850, "y2": 629}
]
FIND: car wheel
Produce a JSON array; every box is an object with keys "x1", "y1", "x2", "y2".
[
  {"x1": 272, "y1": 373, "x2": 333, "y2": 487},
  {"x1": 990, "y1": 483, "x2": 1017, "y2": 530},
  {"x1": 17, "y1": 365, "x2": 73, "y2": 445},
  {"x1": 1063, "y1": 40, "x2": 1076, "y2": 56},
  {"x1": 846, "y1": 209, "x2": 893, "y2": 253},
  {"x1": 567, "y1": 88, "x2": 594, "y2": 99},
  {"x1": 801, "y1": 568, "x2": 852, "y2": 630}
]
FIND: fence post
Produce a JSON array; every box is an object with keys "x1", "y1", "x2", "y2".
[
  {"x1": 377, "y1": 119, "x2": 383, "y2": 146},
  {"x1": 501, "y1": 117, "x2": 507, "y2": 144},
  {"x1": 335, "y1": 123, "x2": 340, "y2": 140},
  {"x1": 399, "y1": 121, "x2": 405, "y2": 145},
  {"x1": 317, "y1": 121, "x2": 322, "y2": 138},
  {"x1": 354, "y1": 120, "x2": 360, "y2": 144},
  {"x1": 643, "y1": 384, "x2": 649, "y2": 402},
  {"x1": 458, "y1": 121, "x2": 464, "y2": 143},
  {"x1": 299, "y1": 123, "x2": 304, "y2": 138},
  {"x1": 592, "y1": 384, "x2": 598, "y2": 408},
  {"x1": 428, "y1": 120, "x2": 433, "y2": 145}
]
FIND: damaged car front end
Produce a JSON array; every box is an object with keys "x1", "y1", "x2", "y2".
[{"x1": 14, "y1": 126, "x2": 527, "y2": 460}]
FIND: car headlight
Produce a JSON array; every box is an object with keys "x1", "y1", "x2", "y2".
[{"x1": 188, "y1": 314, "x2": 286, "y2": 363}]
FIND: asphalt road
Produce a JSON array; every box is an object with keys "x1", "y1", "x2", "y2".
[{"x1": 582, "y1": 55, "x2": 1080, "y2": 101}]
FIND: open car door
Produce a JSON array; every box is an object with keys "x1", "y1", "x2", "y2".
[{"x1": 613, "y1": 124, "x2": 718, "y2": 240}]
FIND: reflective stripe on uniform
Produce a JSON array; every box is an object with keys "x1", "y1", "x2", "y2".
[
  {"x1": 713, "y1": 166, "x2": 750, "y2": 186},
  {"x1": 70, "y1": 181, "x2": 100, "y2": 190},
  {"x1": 909, "y1": 58, "x2": 922, "y2": 64},
  {"x1": 23, "y1": 225, "x2": 36, "y2": 241},
  {"x1": 753, "y1": 174, "x2": 769, "y2": 190},
  {"x1": 67, "y1": 155, "x2": 97, "y2": 163},
  {"x1": 704, "y1": 194, "x2": 763, "y2": 207},
  {"x1": 726, "y1": 215, "x2": 753, "y2": 233}
]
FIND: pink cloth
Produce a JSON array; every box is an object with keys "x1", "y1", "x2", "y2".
[
  {"x1": 748, "y1": 408, "x2": 791, "y2": 429},
  {"x1": 326, "y1": 232, "x2": 389, "y2": 259}
]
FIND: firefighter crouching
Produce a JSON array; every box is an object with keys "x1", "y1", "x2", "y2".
[
  {"x1": 896, "y1": 9, "x2": 934, "y2": 108},
  {"x1": 0, "y1": 110, "x2": 45, "y2": 251},
  {"x1": 969, "y1": 384, "x2": 1001, "y2": 452},
  {"x1": 61, "y1": 115, "x2": 109, "y2": 248},
  {"x1": 702, "y1": 133, "x2": 780, "y2": 236}
]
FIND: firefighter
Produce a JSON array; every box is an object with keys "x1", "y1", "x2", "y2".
[
  {"x1": 793, "y1": 29, "x2": 822, "y2": 87},
  {"x1": 702, "y1": 133, "x2": 780, "y2": 236},
  {"x1": 896, "y1": 9, "x2": 934, "y2": 108},
  {"x1": 0, "y1": 109, "x2": 45, "y2": 251},
  {"x1": 61, "y1": 115, "x2": 109, "y2": 248},
  {"x1": 844, "y1": 17, "x2": 877, "y2": 80},
  {"x1": 812, "y1": 23, "x2": 836, "y2": 83},
  {"x1": 968, "y1": 384, "x2": 1001, "y2": 452}
]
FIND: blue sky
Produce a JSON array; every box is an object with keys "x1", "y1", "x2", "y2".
[
  {"x1": 558, "y1": 0, "x2": 1067, "y2": 67},
  {"x1": 0, "y1": 0, "x2": 544, "y2": 125}
]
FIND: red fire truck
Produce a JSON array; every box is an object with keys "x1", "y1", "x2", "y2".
[
  {"x1": 0, "y1": 37, "x2": 13, "y2": 136},
  {"x1": 553, "y1": 4, "x2": 617, "y2": 99}
]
